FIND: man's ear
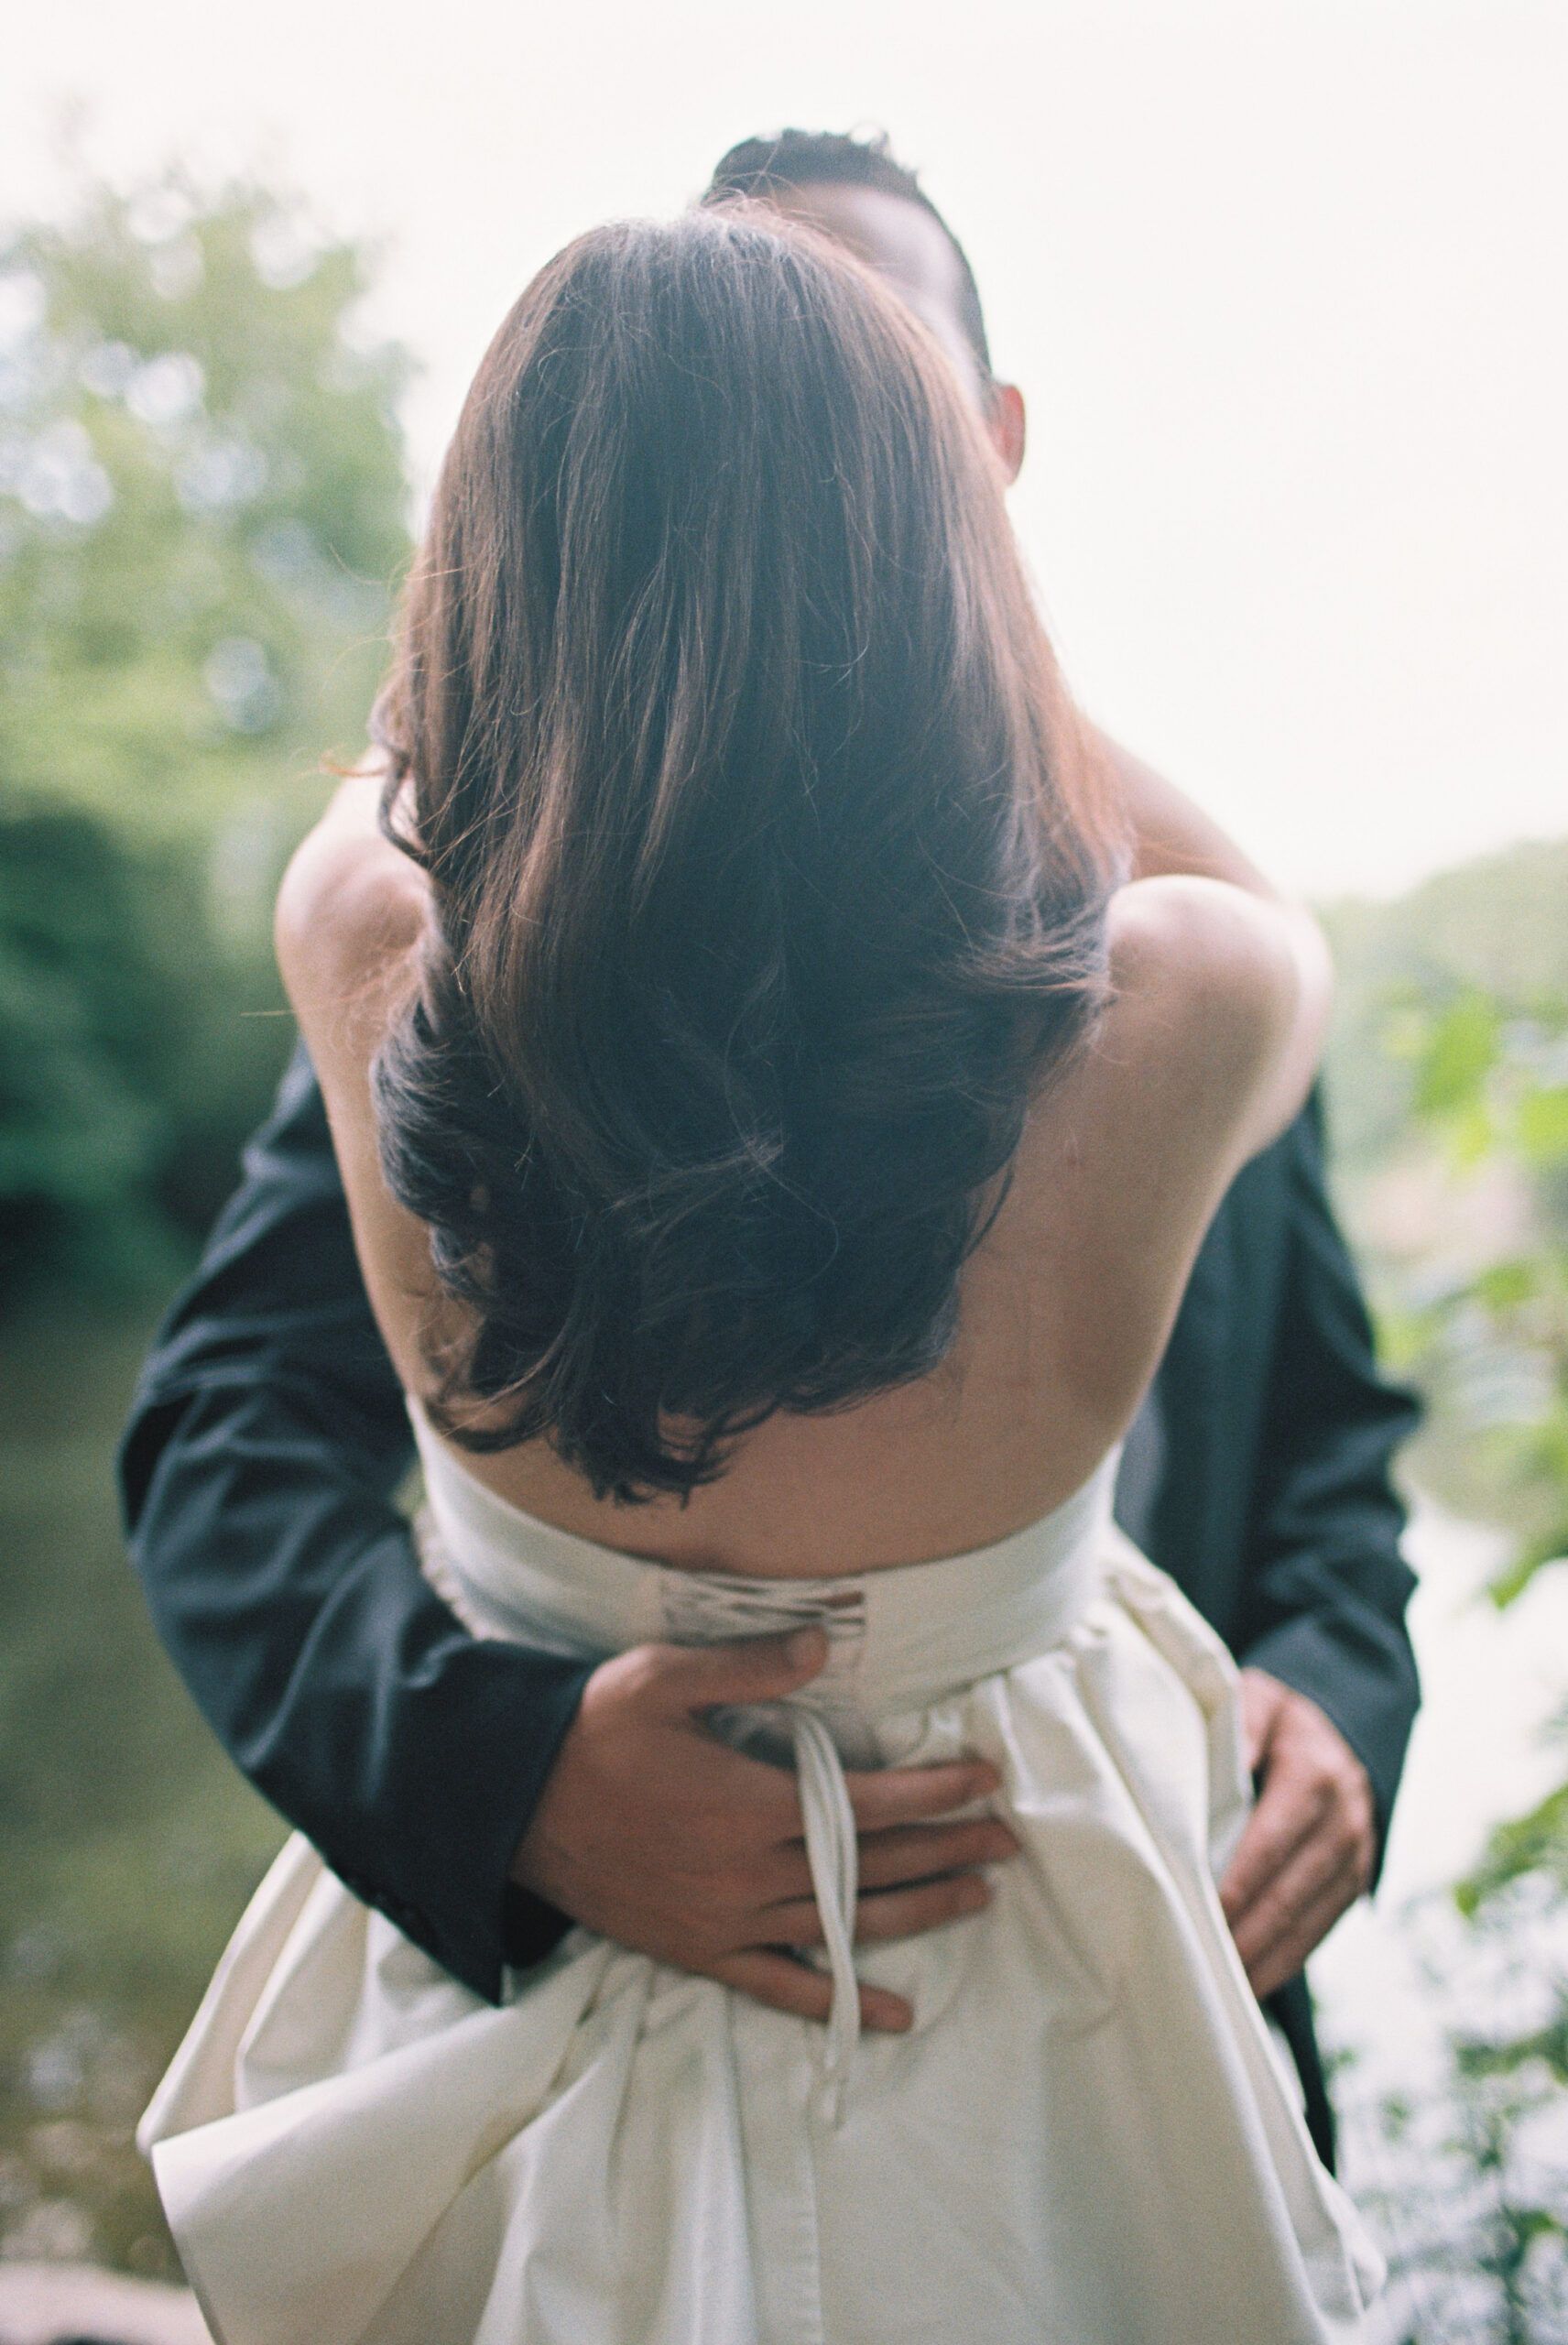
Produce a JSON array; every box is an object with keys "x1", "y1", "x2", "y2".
[{"x1": 985, "y1": 382, "x2": 1027, "y2": 485}]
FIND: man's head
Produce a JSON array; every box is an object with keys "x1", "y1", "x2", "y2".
[{"x1": 702, "y1": 129, "x2": 1026, "y2": 482}]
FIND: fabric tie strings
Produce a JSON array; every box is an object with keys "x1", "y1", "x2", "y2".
[{"x1": 789, "y1": 1705, "x2": 861, "y2": 2125}]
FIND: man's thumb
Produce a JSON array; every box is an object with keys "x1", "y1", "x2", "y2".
[{"x1": 661, "y1": 1626, "x2": 829, "y2": 1713}]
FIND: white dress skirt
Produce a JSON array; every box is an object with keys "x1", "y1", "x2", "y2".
[{"x1": 140, "y1": 1411, "x2": 1385, "y2": 2345}]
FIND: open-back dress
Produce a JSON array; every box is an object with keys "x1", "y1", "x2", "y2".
[{"x1": 140, "y1": 1403, "x2": 1384, "y2": 2345}]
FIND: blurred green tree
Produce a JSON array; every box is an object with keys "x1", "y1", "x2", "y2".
[
  {"x1": 0, "y1": 165, "x2": 414, "y2": 1300},
  {"x1": 1396, "y1": 990, "x2": 1568, "y2": 1598},
  {"x1": 1348, "y1": 986, "x2": 1568, "y2": 2336}
]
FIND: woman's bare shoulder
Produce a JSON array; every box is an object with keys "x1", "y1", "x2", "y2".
[
  {"x1": 1099, "y1": 875, "x2": 1330, "y2": 1152},
  {"x1": 275, "y1": 770, "x2": 430, "y2": 1041},
  {"x1": 1106, "y1": 872, "x2": 1310, "y2": 1033}
]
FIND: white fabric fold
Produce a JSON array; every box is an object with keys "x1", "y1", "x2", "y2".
[{"x1": 789, "y1": 1707, "x2": 861, "y2": 2120}]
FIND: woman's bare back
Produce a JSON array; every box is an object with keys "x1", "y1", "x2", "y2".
[{"x1": 278, "y1": 772, "x2": 1329, "y2": 1582}]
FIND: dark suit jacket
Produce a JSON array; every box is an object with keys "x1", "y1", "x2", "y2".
[{"x1": 120, "y1": 1046, "x2": 1420, "y2": 2172}]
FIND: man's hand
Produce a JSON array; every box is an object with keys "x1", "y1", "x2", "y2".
[
  {"x1": 1219, "y1": 1667, "x2": 1377, "y2": 2001},
  {"x1": 511, "y1": 1626, "x2": 1018, "y2": 2032}
]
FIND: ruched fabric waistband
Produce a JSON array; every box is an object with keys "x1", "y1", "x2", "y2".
[{"x1": 410, "y1": 1408, "x2": 1117, "y2": 2115}]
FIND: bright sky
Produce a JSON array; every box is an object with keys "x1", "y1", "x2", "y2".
[{"x1": 6, "y1": 0, "x2": 1564, "y2": 897}]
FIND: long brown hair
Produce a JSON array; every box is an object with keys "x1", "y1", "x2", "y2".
[{"x1": 374, "y1": 205, "x2": 1125, "y2": 1502}]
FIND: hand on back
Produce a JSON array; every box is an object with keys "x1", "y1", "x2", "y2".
[{"x1": 509, "y1": 1626, "x2": 1018, "y2": 2031}]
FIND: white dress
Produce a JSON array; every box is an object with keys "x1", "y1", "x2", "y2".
[{"x1": 140, "y1": 1409, "x2": 1385, "y2": 2345}]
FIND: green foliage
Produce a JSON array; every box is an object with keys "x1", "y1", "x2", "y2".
[
  {"x1": 1394, "y1": 992, "x2": 1568, "y2": 1587},
  {"x1": 1385, "y1": 985, "x2": 1568, "y2": 1937},
  {"x1": 1414, "y1": 995, "x2": 1502, "y2": 1120},
  {"x1": 0, "y1": 162, "x2": 414, "y2": 1306},
  {"x1": 1326, "y1": 931, "x2": 1568, "y2": 2329},
  {"x1": 1457, "y1": 1785, "x2": 1568, "y2": 1923},
  {"x1": 0, "y1": 165, "x2": 411, "y2": 847},
  {"x1": 1341, "y1": 1897, "x2": 1568, "y2": 2342},
  {"x1": 1322, "y1": 840, "x2": 1568, "y2": 1178},
  {"x1": 0, "y1": 156, "x2": 415, "y2": 2266},
  {"x1": 0, "y1": 800, "x2": 291, "y2": 1296}
]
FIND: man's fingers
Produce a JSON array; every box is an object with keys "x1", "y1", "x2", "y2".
[
  {"x1": 646, "y1": 1628, "x2": 830, "y2": 1714},
  {"x1": 1245, "y1": 1865, "x2": 1364, "y2": 2001},
  {"x1": 757, "y1": 1818, "x2": 1019, "y2": 1905},
  {"x1": 855, "y1": 1818, "x2": 1019, "y2": 1891},
  {"x1": 854, "y1": 1874, "x2": 994, "y2": 1942},
  {"x1": 704, "y1": 1948, "x2": 833, "y2": 2018},
  {"x1": 763, "y1": 1871, "x2": 994, "y2": 1949},
  {"x1": 1218, "y1": 1775, "x2": 1324, "y2": 1927},
  {"x1": 1224, "y1": 1677, "x2": 1377, "y2": 1940},
  {"x1": 844, "y1": 1757, "x2": 1002, "y2": 1831},
  {"x1": 705, "y1": 1950, "x2": 913, "y2": 2034},
  {"x1": 1230, "y1": 1838, "x2": 1344, "y2": 1970},
  {"x1": 1231, "y1": 1830, "x2": 1361, "y2": 1976}
]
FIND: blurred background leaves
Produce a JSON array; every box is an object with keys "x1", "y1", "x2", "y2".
[
  {"x1": 1, "y1": 156, "x2": 410, "y2": 2277},
  {"x1": 0, "y1": 157, "x2": 410, "y2": 1308},
  {"x1": 1319, "y1": 902, "x2": 1568, "y2": 2335}
]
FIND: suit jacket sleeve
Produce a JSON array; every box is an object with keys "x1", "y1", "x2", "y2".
[
  {"x1": 118, "y1": 1042, "x2": 592, "y2": 2004},
  {"x1": 1231, "y1": 1093, "x2": 1423, "y2": 1882}
]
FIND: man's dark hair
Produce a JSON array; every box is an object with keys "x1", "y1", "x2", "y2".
[{"x1": 702, "y1": 129, "x2": 994, "y2": 381}]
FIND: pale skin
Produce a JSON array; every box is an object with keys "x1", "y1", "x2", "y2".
[{"x1": 275, "y1": 183, "x2": 1375, "y2": 2032}]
